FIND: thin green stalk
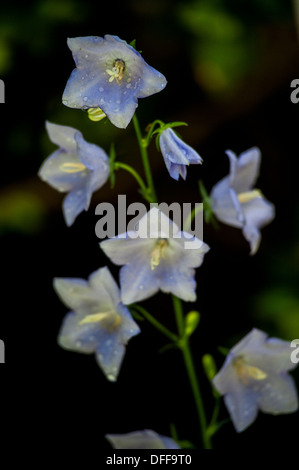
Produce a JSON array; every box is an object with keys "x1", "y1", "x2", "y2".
[
  {"x1": 132, "y1": 305, "x2": 178, "y2": 343},
  {"x1": 132, "y1": 114, "x2": 158, "y2": 203},
  {"x1": 172, "y1": 295, "x2": 212, "y2": 449},
  {"x1": 114, "y1": 162, "x2": 150, "y2": 200},
  {"x1": 183, "y1": 204, "x2": 203, "y2": 232}
]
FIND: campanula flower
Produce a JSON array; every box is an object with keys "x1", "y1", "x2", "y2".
[
  {"x1": 54, "y1": 267, "x2": 140, "y2": 381},
  {"x1": 159, "y1": 128, "x2": 203, "y2": 180},
  {"x1": 106, "y1": 429, "x2": 180, "y2": 449},
  {"x1": 100, "y1": 207, "x2": 209, "y2": 304},
  {"x1": 62, "y1": 35, "x2": 167, "y2": 129},
  {"x1": 38, "y1": 122, "x2": 110, "y2": 226},
  {"x1": 210, "y1": 147, "x2": 275, "y2": 254},
  {"x1": 213, "y1": 328, "x2": 298, "y2": 432}
]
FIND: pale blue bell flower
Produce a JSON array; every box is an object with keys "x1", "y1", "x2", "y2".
[
  {"x1": 106, "y1": 429, "x2": 180, "y2": 449},
  {"x1": 159, "y1": 128, "x2": 203, "y2": 180},
  {"x1": 100, "y1": 207, "x2": 210, "y2": 304},
  {"x1": 38, "y1": 122, "x2": 110, "y2": 226},
  {"x1": 213, "y1": 328, "x2": 298, "y2": 432},
  {"x1": 210, "y1": 147, "x2": 275, "y2": 254},
  {"x1": 54, "y1": 267, "x2": 140, "y2": 381},
  {"x1": 62, "y1": 35, "x2": 167, "y2": 129}
]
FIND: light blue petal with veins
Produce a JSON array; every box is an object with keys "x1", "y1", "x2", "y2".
[
  {"x1": 257, "y1": 373, "x2": 298, "y2": 414},
  {"x1": 45, "y1": 121, "x2": 78, "y2": 152},
  {"x1": 101, "y1": 235, "x2": 154, "y2": 266},
  {"x1": 88, "y1": 266, "x2": 121, "y2": 306},
  {"x1": 62, "y1": 186, "x2": 90, "y2": 227},
  {"x1": 224, "y1": 383, "x2": 259, "y2": 432},
  {"x1": 120, "y1": 256, "x2": 160, "y2": 305},
  {"x1": 227, "y1": 147, "x2": 261, "y2": 193},
  {"x1": 54, "y1": 278, "x2": 96, "y2": 313},
  {"x1": 38, "y1": 148, "x2": 90, "y2": 193},
  {"x1": 75, "y1": 132, "x2": 109, "y2": 171},
  {"x1": 210, "y1": 178, "x2": 243, "y2": 228}
]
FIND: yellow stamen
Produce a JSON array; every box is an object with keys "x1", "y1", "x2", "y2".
[
  {"x1": 87, "y1": 107, "x2": 106, "y2": 122},
  {"x1": 151, "y1": 239, "x2": 168, "y2": 271},
  {"x1": 237, "y1": 189, "x2": 262, "y2": 204},
  {"x1": 234, "y1": 357, "x2": 267, "y2": 385},
  {"x1": 59, "y1": 162, "x2": 87, "y2": 173},
  {"x1": 78, "y1": 311, "x2": 122, "y2": 332},
  {"x1": 106, "y1": 59, "x2": 125, "y2": 85},
  {"x1": 79, "y1": 312, "x2": 111, "y2": 325}
]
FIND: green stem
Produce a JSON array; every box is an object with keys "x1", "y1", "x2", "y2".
[
  {"x1": 172, "y1": 296, "x2": 212, "y2": 449},
  {"x1": 183, "y1": 204, "x2": 203, "y2": 232},
  {"x1": 208, "y1": 398, "x2": 220, "y2": 432},
  {"x1": 114, "y1": 162, "x2": 151, "y2": 201},
  {"x1": 132, "y1": 114, "x2": 158, "y2": 203},
  {"x1": 132, "y1": 305, "x2": 178, "y2": 343}
]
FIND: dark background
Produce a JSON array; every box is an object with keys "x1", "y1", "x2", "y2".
[{"x1": 0, "y1": 0, "x2": 299, "y2": 452}]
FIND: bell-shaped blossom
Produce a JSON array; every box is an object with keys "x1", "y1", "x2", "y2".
[
  {"x1": 159, "y1": 128, "x2": 203, "y2": 180},
  {"x1": 100, "y1": 207, "x2": 210, "y2": 304},
  {"x1": 62, "y1": 35, "x2": 167, "y2": 129},
  {"x1": 106, "y1": 429, "x2": 180, "y2": 449},
  {"x1": 54, "y1": 267, "x2": 140, "y2": 381},
  {"x1": 38, "y1": 122, "x2": 110, "y2": 226},
  {"x1": 210, "y1": 147, "x2": 275, "y2": 254},
  {"x1": 213, "y1": 328, "x2": 298, "y2": 432}
]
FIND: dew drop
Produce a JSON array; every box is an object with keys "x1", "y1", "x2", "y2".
[{"x1": 83, "y1": 96, "x2": 88, "y2": 102}]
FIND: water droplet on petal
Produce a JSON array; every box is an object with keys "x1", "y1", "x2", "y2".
[{"x1": 83, "y1": 96, "x2": 88, "y2": 102}]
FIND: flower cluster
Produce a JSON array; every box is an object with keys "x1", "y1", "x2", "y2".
[{"x1": 39, "y1": 33, "x2": 298, "y2": 450}]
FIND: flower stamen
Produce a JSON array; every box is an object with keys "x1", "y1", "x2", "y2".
[
  {"x1": 87, "y1": 107, "x2": 106, "y2": 122},
  {"x1": 233, "y1": 357, "x2": 267, "y2": 385},
  {"x1": 79, "y1": 311, "x2": 122, "y2": 332},
  {"x1": 106, "y1": 59, "x2": 125, "y2": 85},
  {"x1": 237, "y1": 189, "x2": 262, "y2": 204},
  {"x1": 59, "y1": 162, "x2": 87, "y2": 173},
  {"x1": 151, "y1": 239, "x2": 168, "y2": 271}
]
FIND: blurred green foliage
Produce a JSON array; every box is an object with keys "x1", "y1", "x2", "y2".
[
  {"x1": 0, "y1": 190, "x2": 45, "y2": 234},
  {"x1": 177, "y1": 0, "x2": 292, "y2": 96}
]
